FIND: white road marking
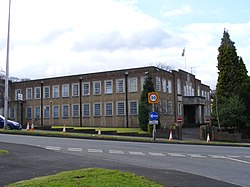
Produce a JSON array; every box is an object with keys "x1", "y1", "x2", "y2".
[
  {"x1": 188, "y1": 154, "x2": 207, "y2": 158},
  {"x1": 225, "y1": 157, "x2": 250, "y2": 165},
  {"x1": 209, "y1": 155, "x2": 227, "y2": 159},
  {"x1": 45, "y1": 146, "x2": 61, "y2": 151},
  {"x1": 129, "y1": 151, "x2": 145, "y2": 156},
  {"x1": 109, "y1": 150, "x2": 124, "y2": 154},
  {"x1": 227, "y1": 156, "x2": 241, "y2": 158},
  {"x1": 168, "y1": 153, "x2": 186, "y2": 157},
  {"x1": 148, "y1": 152, "x2": 165, "y2": 156},
  {"x1": 88, "y1": 149, "x2": 103, "y2": 153},
  {"x1": 68, "y1": 148, "x2": 83, "y2": 152}
]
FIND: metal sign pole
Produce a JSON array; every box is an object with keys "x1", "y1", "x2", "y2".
[{"x1": 152, "y1": 103, "x2": 156, "y2": 141}]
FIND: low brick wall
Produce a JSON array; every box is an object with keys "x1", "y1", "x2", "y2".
[{"x1": 212, "y1": 131, "x2": 241, "y2": 142}]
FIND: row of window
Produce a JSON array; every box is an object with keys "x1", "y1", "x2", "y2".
[
  {"x1": 15, "y1": 78, "x2": 174, "y2": 100},
  {"x1": 23, "y1": 100, "x2": 176, "y2": 120},
  {"x1": 15, "y1": 78, "x2": 209, "y2": 102},
  {"x1": 25, "y1": 101, "x2": 138, "y2": 119}
]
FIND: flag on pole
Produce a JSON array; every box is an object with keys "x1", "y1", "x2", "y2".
[{"x1": 182, "y1": 48, "x2": 185, "y2": 57}]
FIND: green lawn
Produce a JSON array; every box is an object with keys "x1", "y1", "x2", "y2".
[
  {"x1": 8, "y1": 168, "x2": 162, "y2": 187},
  {"x1": 54, "y1": 126, "x2": 148, "y2": 134},
  {"x1": 0, "y1": 149, "x2": 8, "y2": 155}
]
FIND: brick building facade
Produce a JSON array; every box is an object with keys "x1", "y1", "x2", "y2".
[{"x1": 3, "y1": 66, "x2": 211, "y2": 128}]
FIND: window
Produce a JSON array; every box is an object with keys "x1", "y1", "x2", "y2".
[
  {"x1": 93, "y1": 103, "x2": 101, "y2": 116},
  {"x1": 26, "y1": 107, "x2": 32, "y2": 119},
  {"x1": 83, "y1": 82, "x2": 90, "y2": 96},
  {"x1": 177, "y1": 79, "x2": 181, "y2": 95},
  {"x1": 168, "y1": 80, "x2": 172, "y2": 94},
  {"x1": 116, "y1": 79, "x2": 124, "y2": 93},
  {"x1": 26, "y1": 88, "x2": 32, "y2": 100},
  {"x1": 9, "y1": 107, "x2": 15, "y2": 119},
  {"x1": 168, "y1": 101, "x2": 173, "y2": 115},
  {"x1": 34, "y1": 106, "x2": 40, "y2": 119},
  {"x1": 197, "y1": 86, "x2": 200, "y2": 96},
  {"x1": 72, "y1": 83, "x2": 79, "y2": 96},
  {"x1": 162, "y1": 79, "x2": 167, "y2": 92},
  {"x1": 44, "y1": 86, "x2": 50, "y2": 99},
  {"x1": 105, "y1": 102, "x2": 113, "y2": 116},
  {"x1": 192, "y1": 88, "x2": 194, "y2": 96},
  {"x1": 62, "y1": 84, "x2": 69, "y2": 97},
  {"x1": 72, "y1": 104, "x2": 79, "y2": 117},
  {"x1": 62, "y1": 105, "x2": 69, "y2": 118},
  {"x1": 15, "y1": 89, "x2": 22, "y2": 100},
  {"x1": 129, "y1": 101, "x2": 138, "y2": 115},
  {"x1": 128, "y1": 77, "x2": 137, "y2": 92},
  {"x1": 156, "y1": 77, "x2": 161, "y2": 91},
  {"x1": 141, "y1": 77, "x2": 146, "y2": 91},
  {"x1": 116, "y1": 101, "x2": 125, "y2": 115},
  {"x1": 204, "y1": 106, "x2": 208, "y2": 116},
  {"x1": 83, "y1": 103, "x2": 90, "y2": 117},
  {"x1": 163, "y1": 101, "x2": 167, "y2": 114},
  {"x1": 34, "y1": 87, "x2": 41, "y2": 99},
  {"x1": 105, "y1": 80, "x2": 113, "y2": 94},
  {"x1": 44, "y1": 106, "x2": 50, "y2": 118},
  {"x1": 178, "y1": 102, "x2": 182, "y2": 115},
  {"x1": 184, "y1": 85, "x2": 187, "y2": 96},
  {"x1": 53, "y1": 105, "x2": 59, "y2": 118},
  {"x1": 93, "y1": 81, "x2": 101, "y2": 95},
  {"x1": 53, "y1": 85, "x2": 60, "y2": 98}
]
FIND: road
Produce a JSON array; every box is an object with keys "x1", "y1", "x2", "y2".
[{"x1": 1, "y1": 134, "x2": 250, "y2": 186}]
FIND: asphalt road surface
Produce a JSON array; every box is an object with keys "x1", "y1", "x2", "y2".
[{"x1": 1, "y1": 134, "x2": 249, "y2": 187}]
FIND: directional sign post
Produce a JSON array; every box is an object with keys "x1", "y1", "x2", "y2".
[{"x1": 149, "y1": 111, "x2": 158, "y2": 141}]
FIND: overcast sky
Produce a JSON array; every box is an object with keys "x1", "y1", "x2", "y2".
[{"x1": 0, "y1": 0, "x2": 249, "y2": 89}]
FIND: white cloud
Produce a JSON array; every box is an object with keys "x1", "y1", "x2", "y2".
[
  {"x1": 0, "y1": 0, "x2": 249, "y2": 91},
  {"x1": 161, "y1": 5, "x2": 192, "y2": 17}
]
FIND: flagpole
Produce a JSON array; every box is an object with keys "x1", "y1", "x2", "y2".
[
  {"x1": 185, "y1": 52, "x2": 186, "y2": 71},
  {"x1": 4, "y1": 0, "x2": 11, "y2": 129},
  {"x1": 182, "y1": 48, "x2": 186, "y2": 71}
]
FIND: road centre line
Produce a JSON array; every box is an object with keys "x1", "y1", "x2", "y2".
[
  {"x1": 68, "y1": 148, "x2": 83, "y2": 152},
  {"x1": 129, "y1": 151, "x2": 145, "y2": 156},
  {"x1": 188, "y1": 154, "x2": 207, "y2": 158},
  {"x1": 209, "y1": 155, "x2": 227, "y2": 159},
  {"x1": 109, "y1": 150, "x2": 124, "y2": 154},
  {"x1": 148, "y1": 152, "x2": 165, "y2": 156},
  {"x1": 88, "y1": 149, "x2": 103, "y2": 153},
  {"x1": 45, "y1": 146, "x2": 61, "y2": 151},
  {"x1": 168, "y1": 153, "x2": 186, "y2": 157}
]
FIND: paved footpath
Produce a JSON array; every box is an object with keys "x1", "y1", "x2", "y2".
[{"x1": 0, "y1": 142, "x2": 240, "y2": 187}]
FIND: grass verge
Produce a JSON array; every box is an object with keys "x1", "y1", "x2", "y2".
[{"x1": 8, "y1": 168, "x2": 162, "y2": 187}]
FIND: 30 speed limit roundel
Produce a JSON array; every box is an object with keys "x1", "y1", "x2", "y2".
[{"x1": 148, "y1": 92, "x2": 159, "y2": 104}]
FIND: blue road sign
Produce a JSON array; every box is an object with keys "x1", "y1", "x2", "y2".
[{"x1": 149, "y1": 111, "x2": 158, "y2": 121}]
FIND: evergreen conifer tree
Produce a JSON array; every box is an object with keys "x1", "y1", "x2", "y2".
[
  {"x1": 216, "y1": 29, "x2": 248, "y2": 99},
  {"x1": 138, "y1": 73, "x2": 155, "y2": 131},
  {"x1": 213, "y1": 29, "x2": 249, "y2": 128}
]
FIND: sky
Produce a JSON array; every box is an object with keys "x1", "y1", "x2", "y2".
[{"x1": 0, "y1": 0, "x2": 250, "y2": 89}]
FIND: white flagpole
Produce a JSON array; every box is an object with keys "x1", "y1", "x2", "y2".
[{"x1": 4, "y1": 0, "x2": 11, "y2": 129}]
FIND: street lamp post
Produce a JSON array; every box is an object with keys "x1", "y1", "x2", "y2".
[
  {"x1": 124, "y1": 72, "x2": 129, "y2": 128},
  {"x1": 4, "y1": 0, "x2": 11, "y2": 129},
  {"x1": 40, "y1": 81, "x2": 44, "y2": 126},
  {"x1": 79, "y1": 77, "x2": 83, "y2": 127}
]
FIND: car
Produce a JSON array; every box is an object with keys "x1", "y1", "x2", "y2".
[{"x1": 0, "y1": 115, "x2": 22, "y2": 130}]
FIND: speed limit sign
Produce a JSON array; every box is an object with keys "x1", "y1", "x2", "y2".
[{"x1": 148, "y1": 92, "x2": 159, "y2": 104}]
